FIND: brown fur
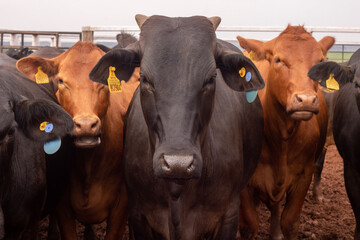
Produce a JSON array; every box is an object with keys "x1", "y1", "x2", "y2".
[
  {"x1": 17, "y1": 41, "x2": 139, "y2": 239},
  {"x1": 237, "y1": 26, "x2": 334, "y2": 240}
]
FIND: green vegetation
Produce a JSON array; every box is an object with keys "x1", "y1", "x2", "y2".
[{"x1": 327, "y1": 52, "x2": 354, "y2": 63}]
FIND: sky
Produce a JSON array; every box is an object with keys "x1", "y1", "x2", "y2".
[{"x1": 1, "y1": 0, "x2": 360, "y2": 43}]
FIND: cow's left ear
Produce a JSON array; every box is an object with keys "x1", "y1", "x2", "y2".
[
  {"x1": 318, "y1": 36, "x2": 335, "y2": 55},
  {"x1": 216, "y1": 45, "x2": 265, "y2": 92},
  {"x1": 308, "y1": 61, "x2": 354, "y2": 89},
  {"x1": 16, "y1": 56, "x2": 58, "y2": 82},
  {"x1": 14, "y1": 98, "x2": 74, "y2": 142}
]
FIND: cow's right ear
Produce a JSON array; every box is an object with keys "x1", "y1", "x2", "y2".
[
  {"x1": 14, "y1": 98, "x2": 74, "y2": 142},
  {"x1": 236, "y1": 36, "x2": 269, "y2": 61},
  {"x1": 308, "y1": 61, "x2": 355, "y2": 89},
  {"x1": 89, "y1": 47, "x2": 140, "y2": 85},
  {"x1": 16, "y1": 57, "x2": 58, "y2": 82}
]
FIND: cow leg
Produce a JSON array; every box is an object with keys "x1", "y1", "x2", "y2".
[
  {"x1": 313, "y1": 148, "x2": 327, "y2": 203},
  {"x1": 47, "y1": 213, "x2": 61, "y2": 240},
  {"x1": 268, "y1": 200, "x2": 284, "y2": 240},
  {"x1": 280, "y1": 174, "x2": 312, "y2": 240},
  {"x1": 55, "y1": 199, "x2": 78, "y2": 240},
  {"x1": 343, "y1": 157, "x2": 360, "y2": 240},
  {"x1": 104, "y1": 183, "x2": 128, "y2": 240},
  {"x1": 238, "y1": 188, "x2": 258, "y2": 240},
  {"x1": 84, "y1": 224, "x2": 97, "y2": 240},
  {"x1": 215, "y1": 197, "x2": 240, "y2": 240}
]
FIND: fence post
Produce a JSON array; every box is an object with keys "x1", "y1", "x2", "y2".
[
  {"x1": 10, "y1": 34, "x2": 19, "y2": 46},
  {"x1": 32, "y1": 34, "x2": 40, "y2": 46},
  {"x1": 82, "y1": 26, "x2": 94, "y2": 42}
]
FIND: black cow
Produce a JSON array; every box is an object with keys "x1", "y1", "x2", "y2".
[
  {"x1": 90, "y1": 15, "x2": 264, "y2": 239},
  {"x1": 96, "y1": 32, "x2": 138, "y2": 52},
  {"x1": 0, "y1": 54, "x2": 73, "y2": 239},
  {"x1": 5, "y1": 47, "x2": 33, "y2": 60},
  {"x1": 308, "y1": 48, "x2": 360, "y2": 239}
]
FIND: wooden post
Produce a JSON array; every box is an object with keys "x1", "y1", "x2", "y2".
[{"x1": 82, "y1": 26, "x2": 94, "y2": 42}]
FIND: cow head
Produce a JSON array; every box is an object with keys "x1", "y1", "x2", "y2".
[
  {"x1": 17, "y1": 42, "x2": 108, "y2": 148},
  {"x1": 89, "y1": 15, "x2": 264, "y2": 180},
  {"x1": 237, "y1": 25, "x2": 335, "y2": 121},
  {"x1": 308, "y1": 59, "x2": 360, "y2": 112}
]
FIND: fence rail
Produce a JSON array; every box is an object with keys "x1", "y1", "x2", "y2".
[
  {"x1": 1, "y1": 27, "x2": 359, "y2": 63},
  {"x1": 0, "y1": 30, "x2": 82, "y2": 52}
]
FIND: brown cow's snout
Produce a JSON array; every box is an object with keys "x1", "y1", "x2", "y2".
[
  {"x1": 288, "y1": 93, "x2": 319, "y2": 121},
  {"x1": 293, "y1": 94, "x2": 318, "y2": 108},
  {"x1": 72, "y1": 115, "x2": 101, "y2": 148}
]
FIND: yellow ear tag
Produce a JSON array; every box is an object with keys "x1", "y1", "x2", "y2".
[
  {"x1": 239, "y1": 67, "x2": 246, "y2": 77},
  {"x1": 248, "y1": 51, "x2": 255, "y2": 61},
  {"x1": 40, "y1": 121, "x2": 48, "y2": 131},
  {"x1": 107, "y1": 66, "x2": 122, "y2": 93},
  {"x1": 35, "y1": 67, "x2": 49, "y2": 84},
  {"x1": 326, "y1": 73, "x2": 339, "y2": 91}
]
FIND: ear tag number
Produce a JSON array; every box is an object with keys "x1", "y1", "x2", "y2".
[
  {"x1": 107, "y1": 66, "x2": 122, "y2": 93},
  {"x1": 239, "y1": 67, "x2": 246, "y2": 77},
  {"x1": 35, "y1": 67, "x2": 49, "y2": 84},
  {"x1": 326, "y1": 73, "x2": 339, "y2": 91}
]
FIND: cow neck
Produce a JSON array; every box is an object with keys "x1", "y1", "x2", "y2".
[{"x1": 263, "y1": 93, "x2": 300, "y2": 142}]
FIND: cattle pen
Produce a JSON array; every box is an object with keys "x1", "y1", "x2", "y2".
[{"x1": 1, "y1": 26, "x2": 360, "y2": 62}]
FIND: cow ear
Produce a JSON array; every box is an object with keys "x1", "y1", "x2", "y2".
[
  {"x1": 216, "y1": 44, "x2": 265, "y2": 92},
  {"x1": 318, "y1": 36, "x2": 335, "y2": 55},
  {"x1": 89, "y1": 47, "x2": 140, "y2": 85},
  {"x1": 16, "y1": 56, "x2": 58, "y2": 82},
  {"x1": 236, "y1": 36, "x2": 268, "y2": 61},
  {"x1": 13, "y1": 98, "x2": 73, "y2": 142},
  {"x1": 308, "y1": 61, "x2": 354, "y2": 89}
]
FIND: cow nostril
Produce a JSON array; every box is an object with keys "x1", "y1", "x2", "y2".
[
  {"x1": 313, "y1": 96, "x2": 318, "y2": 104},
  {"x1": 295, "y1": 95, "x2": 303, "y2": 103},
  {"x1": 91, "y1": 120, "x2": 99, "y2": 129},
  {"x1": 187, "y1": 161, "x2": 194, "y2": 172}
]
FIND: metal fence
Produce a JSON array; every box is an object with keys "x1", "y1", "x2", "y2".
[
  {"x1": 1, "y1": 26, "x2": 359, "y2": 63},
  {"x1": 0, "y1": 30, "x2": 82, "y2": 53},
  {"x1": 82, "y1": 26, "x2": 360, "y2": 63}
]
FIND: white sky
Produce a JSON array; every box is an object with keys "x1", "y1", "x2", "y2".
[
  {"x1": 2, "y1": 0, "x2": 359, "y2": 30},
  {"x1": 1, "y1": 0, "x2": 360, "y2": 43}
]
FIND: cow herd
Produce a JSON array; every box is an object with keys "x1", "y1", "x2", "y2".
[{"x1": 0, "y1": 14, "x2": 359, "y2": 240}]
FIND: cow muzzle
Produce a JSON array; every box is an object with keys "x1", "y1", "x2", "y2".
[
  {"x1": 287, "y1": 93, "x2": 319, "y2": 121},
  {"x1": 156, "y1": 154, "x2": 200, "y2": 180},
  {"x1": 72, "y1": 115, "x2": 101, "y2": 148}
]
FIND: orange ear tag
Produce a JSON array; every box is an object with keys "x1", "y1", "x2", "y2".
[
  {"x1": 40, "y1": 121, "x2": 48, "y2": 131},
  {"x1": 107, "y1": 66, "x2": 122, "y2": 93},
  {"x1": 239, "y1": 67, "x2": 246, "y2": 77},
  {"x1": 248, "y1": 51, "x2": 255, "y2": 61},
  {"x1": 326, "y1": 73, "x2": 339, "y2": 91},
  {"x1": 35, "y1": 67, "x2": 49, "y2": 84}
]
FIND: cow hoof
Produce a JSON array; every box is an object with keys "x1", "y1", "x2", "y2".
[{"x1": 312, "y1": 190, "x2": 324, "y2": 203}]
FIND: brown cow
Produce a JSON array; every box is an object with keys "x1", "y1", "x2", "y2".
[
  {"x1": 16, "y1": 41, "x2": 139, "y2": 239},
  {"x1": 237, "y1": 26, "x2": 334, "y2": 239}
]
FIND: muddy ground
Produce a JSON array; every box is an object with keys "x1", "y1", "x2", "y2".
[{"x1": 38, "y1": 145, "x2": 355, "y2": 239}]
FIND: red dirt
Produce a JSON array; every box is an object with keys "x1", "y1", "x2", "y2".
[{"x1": 38, "y1": 145, "x2": 355, "y2": 239}]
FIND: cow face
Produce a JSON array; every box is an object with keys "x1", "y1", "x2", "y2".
[
  {"x1": 237, "y1": 26, "x2": 334, "y2": 121},
  {"x1": 90, "y1": 15, "x2": 264, "y2": 180},
  {"x1": 17, "y1": 42, "x2": 109, "y2": 148},
  {"x1": 308, "y1": 61, "x2": 360, "y2": 112}
]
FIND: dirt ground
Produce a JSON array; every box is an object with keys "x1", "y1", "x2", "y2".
[{"x1": 38, "y1": 145, "x2": 355, "y2": 239}]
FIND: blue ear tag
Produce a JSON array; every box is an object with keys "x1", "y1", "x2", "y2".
[
  {"x1": 44, "y1": 138, "x2": 61, "y2": 155},
  {"x1": 245, "y1": 72, "x2": 252, "y2": 82},
  {"x1": 44, "y1": 123, "x2": 53, "y2": 133},
  {"x1": 246, "y1": 90, "x2": 258, "y2": 103}
]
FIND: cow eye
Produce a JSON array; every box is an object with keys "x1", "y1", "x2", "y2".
[
  {"x1": 58, "y1": 79, "x2": 64, "y2": 84},
  {"x1": 274, "y1": 58, "x2": 281, "y2": 63},
  {"x1": 141, "y1": 75, "x2": 154, "y2": 89}
]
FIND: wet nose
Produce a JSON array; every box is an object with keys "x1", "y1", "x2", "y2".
[
  {"x1": 73, "y1": 116, "x2": 100, "y2": 136},
  {"x1": 293, "y1": 94, "x2": 318, "y2": 108},
  {"x1": 161, "y1": 155, "x2": 195, "y2": 179}
]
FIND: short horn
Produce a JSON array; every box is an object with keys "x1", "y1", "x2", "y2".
[
  {"x1": 208, "y1": 16, "x2": 221, "y2": 30},
  {"x1": 135, "y1": 14, "x2": 149, "y2": 29}
]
